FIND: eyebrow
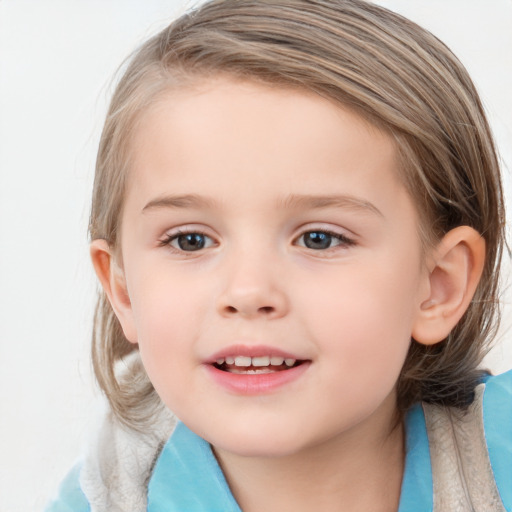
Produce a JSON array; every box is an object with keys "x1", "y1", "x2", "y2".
[
  {"x1": 279, "y1": 194, "x2": 383, "y2": 218},
  {"x1": 142, "y1": 192, "x2": 383, "y2": 218},
  {"x1": 142, "y1": 194, "x2": 217, "y2": 213}
]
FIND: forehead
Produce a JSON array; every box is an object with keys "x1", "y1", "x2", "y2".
[{"x1": 124, "y1": 78, "x2": 405, "y2": 211}]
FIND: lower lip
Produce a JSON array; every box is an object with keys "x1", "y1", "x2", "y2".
[{"x1": 204, "y1": 362, "x2": 310, "y2": 395}]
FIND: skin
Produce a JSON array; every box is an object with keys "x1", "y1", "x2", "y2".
[{"x1": 91, "y1": 78, "x2": 486, "y2": 511}]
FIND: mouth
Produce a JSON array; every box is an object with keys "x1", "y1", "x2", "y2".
[
  {"x1": 204, "y1": 348, "x2": 310, "y2": 394},
  {"x1": 213, "y1": 355, "x2": 305, "y2": 374}
]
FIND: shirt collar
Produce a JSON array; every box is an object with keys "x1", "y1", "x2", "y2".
[
  {"x1": 149, "y1": 410, "x2": 433, "y2": 512},
  {"x1": 148, "y1": 421, "x2": 241, "y2": 512},
  {"x1": 398, "y1": 403, "x2": 433, "y2": 512}
]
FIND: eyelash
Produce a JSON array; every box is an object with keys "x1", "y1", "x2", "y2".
[
  {"x1": 294, "y1": 230, "x2": 356, "y2": 251},
  {"x1": 159, "y1": 229, "x2": 215, "y2": 252},
  {"x1": 159, "y1": 228, "x2": 356, "y2": 253}
]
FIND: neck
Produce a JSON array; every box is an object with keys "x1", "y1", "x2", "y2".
[{"x1": 214, "y1": 400, "x2": 404, "y2": 512}]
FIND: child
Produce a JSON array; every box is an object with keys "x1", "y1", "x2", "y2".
[{"x1": 46, "y1": 0, "x2": 510, "y2": 510}]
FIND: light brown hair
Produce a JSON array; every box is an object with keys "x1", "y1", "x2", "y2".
[{"x1": 89, "y1": 0, "x2": 505, "y2": 429}]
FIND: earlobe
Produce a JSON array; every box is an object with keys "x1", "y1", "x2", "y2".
[
  {"x1": 90, "y1": 239, "x2": 138, "y2": 344},
  {"x1": 412, "y1": 226, "x2": 486, "y2": 346}
]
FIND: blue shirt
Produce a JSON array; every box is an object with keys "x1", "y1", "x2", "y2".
[{"x1": 45, "y1": 371, "x2": 512, "y2": 511}]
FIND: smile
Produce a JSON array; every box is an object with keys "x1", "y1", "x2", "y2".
[
  {"x1": 214, "y1": 355, "x2": 300, "y2": 374},
  {"x1": 205, "y1": 346, "x2": 310, "y2": 394}
]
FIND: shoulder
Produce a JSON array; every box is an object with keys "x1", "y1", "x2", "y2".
[
  {"x1": 80, "y1": 405, "x2": 177, "y2": 511},
  {"x1": 482, "y1": 368, "x2": 512, "y2": 403},
  {"x1": 46, "y1": 404, "x2": 177, "y2": 512},
  {"x1": 44, "y1": 464, "x2": 90, "y2": 512},
  {"x1": 481, "y1": 370, "x2": 512, "y2": 509},
  {"x1": 421, "y1": 370, "x2": 512, "y2": 511}
]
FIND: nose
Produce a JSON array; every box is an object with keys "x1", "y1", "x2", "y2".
[{"x1": 216, "y1": 252, "x2": 289, "y2": 320}]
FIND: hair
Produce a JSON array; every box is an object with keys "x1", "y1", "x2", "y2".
[{"x1": 89, "y1": 0, "x2": 505, "y2": 429}]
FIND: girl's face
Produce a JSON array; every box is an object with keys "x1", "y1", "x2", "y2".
[{"x1": 115, "y1": 78, "x2": 431, "y2": 457}]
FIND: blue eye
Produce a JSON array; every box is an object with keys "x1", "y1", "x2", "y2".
[
  {"x1": 298, "y1": 230, "x2": 353, "y2": 250},
  {"x1": 165, "y1": 232, "x2": 214, "y2": 252}
]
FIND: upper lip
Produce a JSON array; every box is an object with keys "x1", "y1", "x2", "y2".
[{"x1": 205, "y1": 344, "x2": 305, "y2": 364}]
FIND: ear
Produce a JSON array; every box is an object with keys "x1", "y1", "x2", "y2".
[
  {"x1": 90, "y1": 239, "x2": 138, "y2": 344},
  {"x1": 412, "y1": 226, "x2": 486, "y2": 346}
]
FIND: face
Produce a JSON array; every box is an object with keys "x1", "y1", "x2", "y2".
[{"x1": 114, "y1": 78, "x2": 430, "y2": 458}]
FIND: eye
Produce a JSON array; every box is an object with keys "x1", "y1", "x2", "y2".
[
  {"x1": 296, "y1": 230, "x2": 354, "y2": 250},
  {"x1": 162, "y1": 231, "x2": 215, "y2": 252}
]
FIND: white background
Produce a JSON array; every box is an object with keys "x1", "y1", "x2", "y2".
[{"x1": 0, "y1": 1, "x2": 510, "y2": 511}]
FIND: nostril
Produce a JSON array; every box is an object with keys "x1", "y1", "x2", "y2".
[{"x1": 223, "y1": 305, "x2": 275, "y2": 315}]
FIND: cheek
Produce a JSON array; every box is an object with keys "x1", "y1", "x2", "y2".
[
  {"x1": 298, "y1": 260, "x2": 420, "y2": 368},
  {"x1": 131, "y1": 281, "x2": 205, "y2": 410},
  {"x1": 130, "y1": 262, "x2": 200, "y2": 329},
  {"x1": 127, "y1": 271, "x2": 208, "y2": 372}
]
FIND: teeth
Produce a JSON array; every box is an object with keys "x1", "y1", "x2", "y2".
[
  {"x1": 216, "y1": 355, "x2": 298, "y2": 368},
  {"x1": 252, "y1": 356, "x2": 270, "y2": 367},
  {"x1": 234, "y1": 356, "x2": 252, "y2": 367},
  {"x1": 230, "y1": 368, "x2": 275, "y2": 374}
]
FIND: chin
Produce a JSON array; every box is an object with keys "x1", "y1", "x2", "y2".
[
  {"x1": 216, "y1": 440, "x2": 303, "y2": 459},
  {"x1": 205, "y1": 424, "x2": 311, "y2": 459}
]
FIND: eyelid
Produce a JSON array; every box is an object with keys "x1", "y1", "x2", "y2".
[{"x1": 293, "y1": 222, "x2": 356, "y2": 239}]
